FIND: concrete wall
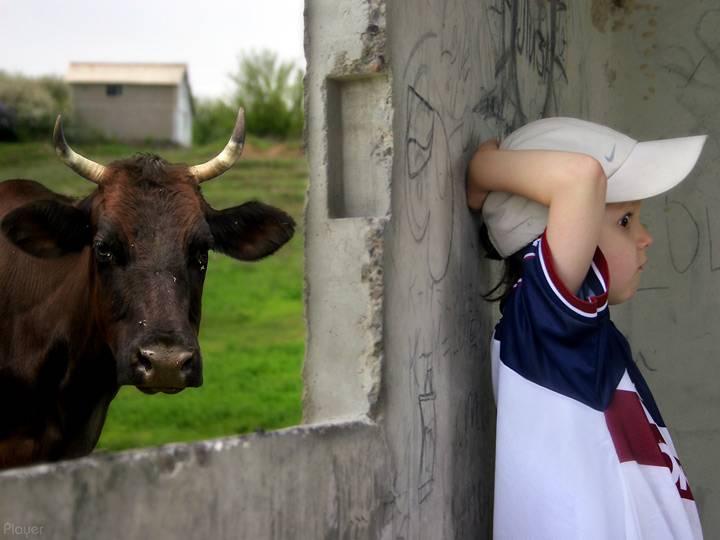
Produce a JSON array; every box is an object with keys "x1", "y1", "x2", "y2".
[
  {"x1": 173, "y1": 78, "x2": 193, "y2": 147},
  {"x1": 0, "y1": 1, "x2": 718, "y2": 538},
  {"x1": 71, "y1": 84, "x2": 189, "y2": 145},
  {"x1": 379, "y1": 1, "x2": 596, "y2": 537},
  {"x1": 0, "y1": 422, "x2": 393, "y2": 539}
]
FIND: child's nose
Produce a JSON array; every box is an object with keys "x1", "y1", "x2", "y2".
[{"x1": 638, "y1": 224, "x2": 653, "y2": 248}]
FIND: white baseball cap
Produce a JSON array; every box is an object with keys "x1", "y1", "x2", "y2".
[{"x1": 481, "y1": 117, "x2": 707, "y2": 257}]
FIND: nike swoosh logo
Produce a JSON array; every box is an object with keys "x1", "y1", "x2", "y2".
[{"x1": 605, "y1": 144, "x2": 616, "y2": 162}]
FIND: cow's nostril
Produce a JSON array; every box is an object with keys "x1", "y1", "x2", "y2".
[
  {"x1": 136, "y1": 352, "x2": 153, "y2": 374},
  {"x1": 180, "y1": 355, "x2": 194, "y2": 375}
]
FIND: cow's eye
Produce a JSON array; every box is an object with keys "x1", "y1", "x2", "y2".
[
  {"x1": 197, "y1": 250, "x2": 208, "y2": 270},
  {"x1": 94, "y1": 241, "x2": 114, "y2": 263}
]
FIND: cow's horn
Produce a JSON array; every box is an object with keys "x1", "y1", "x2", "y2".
[
  {"x1": 189, "y1": 107, "x2": 245, "y2": 183},
  {"x1": 53, "y1": 115, "x2": 107, "y2": 184}
]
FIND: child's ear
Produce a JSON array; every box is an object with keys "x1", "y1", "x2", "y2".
[
  {"x1": 1, "y1": 200, "x2": 92, "y2": 258},
  {"x1": 206, "y1": 201, "x2": 295, "y2": 261}
]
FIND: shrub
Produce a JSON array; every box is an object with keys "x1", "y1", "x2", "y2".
[
  {"x1": 0, "y1": 102, "x2": 16, "y2": 141},
  {"x1": 192, "y1": 99, "x2": 237, "y2": 145},
  {"x1": 0, "y1": 72, "x2": 71, "y2": 141}
]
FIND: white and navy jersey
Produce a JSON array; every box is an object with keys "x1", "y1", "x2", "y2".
[{"x1": 491, "y1": 232, "x2": 703, "y2": 540}]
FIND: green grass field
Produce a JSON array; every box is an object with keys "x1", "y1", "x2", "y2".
[{"x1": 0, "y1": 138, "x2": 307, "y2": 451}]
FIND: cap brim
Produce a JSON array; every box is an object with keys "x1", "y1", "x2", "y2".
[{"x1": 607, "y1": 135, "x2": 707, "y2": 202}]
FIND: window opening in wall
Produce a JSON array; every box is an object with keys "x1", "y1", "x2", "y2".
[
  {"x1": 0, "y1": 8, "x2": 309, "y2": 475},
  {"x1": 326, "y1": 75, "x2": 391, "y2": 219},
  {"x1": 106, "y1": 84, "x2": 123, "y2": 97}
]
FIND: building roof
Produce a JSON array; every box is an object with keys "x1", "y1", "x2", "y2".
[{"x1": 65, "y1": 62, "x2": 189, "y2": 86}]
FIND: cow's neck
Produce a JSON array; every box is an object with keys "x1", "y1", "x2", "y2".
[
  {"x1": 54, "y1": 250, "x2": 119, "y2": 458},
  {"x1": 0, "y1": 248, "x2": 118, "y2": 465}
]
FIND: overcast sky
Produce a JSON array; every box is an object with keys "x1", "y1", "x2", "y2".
[{"x1": 0, "y1": 0, "x2": 305, "y2": 100}]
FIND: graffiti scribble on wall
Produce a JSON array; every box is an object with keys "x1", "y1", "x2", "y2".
[{"x1": 475, "y1": 0, "x2": 569, "y2": 134}]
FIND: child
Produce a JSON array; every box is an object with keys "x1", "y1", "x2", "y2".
[{"x1": 466, "y1": 117, "x2": 706, "y2": 539}]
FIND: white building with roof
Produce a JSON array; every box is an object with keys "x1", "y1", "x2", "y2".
[{"x1": 65, "y1": 62, "x2": 194, "y2": 146}]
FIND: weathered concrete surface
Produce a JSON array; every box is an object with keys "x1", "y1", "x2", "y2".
[
  {"x1": 380, "y1": 2, "x2": 600, "y2": 537},
  {"x1": 303, "y1": 0, "x2": 393, "y2": 423},
  {"x1": 0, "y1": 422, "x2": 393, "y2": 540}
]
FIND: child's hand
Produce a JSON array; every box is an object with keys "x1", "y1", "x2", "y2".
[
  {"x1": 477, "y1": 139, "x2": 500, "y2": 151},
  {"x1": 466, "y1": 139, "x2": 499, "y2": 212}
]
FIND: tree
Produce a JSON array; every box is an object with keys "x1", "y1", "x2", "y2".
[{"x1": 229, "y1": 50, "x2": 304, "y2": 139}]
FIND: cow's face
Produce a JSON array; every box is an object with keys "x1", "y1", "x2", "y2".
[
  {"x1": 0, "y1": 110, "x2": 295, "y2": 393},
  {"x1": 87, "y1": 162, "x2": 211, "y2": 393}
]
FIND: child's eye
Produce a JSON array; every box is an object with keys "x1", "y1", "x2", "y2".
[{"x1": 619, "y1": 212, "x2": 632, "y2": 228}]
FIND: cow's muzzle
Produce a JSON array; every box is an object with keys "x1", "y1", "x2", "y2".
[{"x1": 131, "y1": 344, "x2": 202, "y2": 392}]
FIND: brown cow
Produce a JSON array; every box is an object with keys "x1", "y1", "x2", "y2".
[{"x1": 0, "y1": 108, "x2": 295, "y2": 469}]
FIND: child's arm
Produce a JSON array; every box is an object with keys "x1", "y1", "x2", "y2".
[{"x1": 467, "y1": 143, "x2": 607, "y2": 295}]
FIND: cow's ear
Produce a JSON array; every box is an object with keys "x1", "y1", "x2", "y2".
[
  {"x1": 1, "y1": 200, "x2": 91, "y2": 258},
  {"x1": 206, "y1": 201, "x2": 295, "y2": 261}
]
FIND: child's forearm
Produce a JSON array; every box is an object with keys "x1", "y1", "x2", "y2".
[
  {"x1": 467, "y1": 148, "x2": 606, "y2": 208},
  {"x1": 467, "y1": 146, "x2": 607, "y2": 294}
]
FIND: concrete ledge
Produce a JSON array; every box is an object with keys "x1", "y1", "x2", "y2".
[{"x1": 0, "y1": 421, "x2": 394, "y2": 540}]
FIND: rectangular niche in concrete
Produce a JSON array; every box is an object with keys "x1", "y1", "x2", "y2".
[{"x1": 326, "y1": 75, "x2": 391, "y2": 219}]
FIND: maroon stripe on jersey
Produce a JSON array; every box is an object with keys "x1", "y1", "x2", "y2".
[
  {"x1": 605, "y1": 389, "x2": 695, "y2": 501},
  {"x1": 605, "y1": 390, "x2": 666, "y2": 466}
]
